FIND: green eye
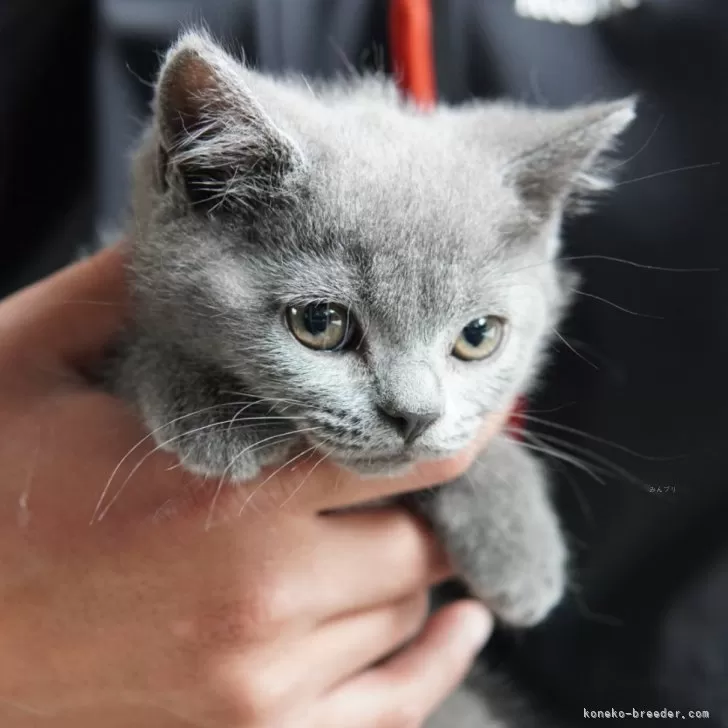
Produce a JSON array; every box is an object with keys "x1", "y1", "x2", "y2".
[
  {"x1": 286, "y1": 302, "x2": 355, "y2": 351},
  {"x1": 452, "y1": 316, "x2": 505, "y2": 361}
]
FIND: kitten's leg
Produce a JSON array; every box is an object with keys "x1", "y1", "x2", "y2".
[
  {"x1": 110, "y1": 337, "x2": 298, "y2": 482},
  {"x1": 409, "y1": 434, "x2": 567, "y2": 627}
]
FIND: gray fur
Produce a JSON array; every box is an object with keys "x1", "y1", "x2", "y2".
[{"x1": 112, "y1": 30, "x2": 635, "y2": 726}]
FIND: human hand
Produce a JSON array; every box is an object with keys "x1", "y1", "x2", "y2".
[{"x1": 0, "y1": 247, "x2": 503, "y2": 727}]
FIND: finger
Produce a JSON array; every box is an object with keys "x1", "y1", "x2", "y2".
[
  {"x1": 221, "y1": 590, "x2": 429, "y2": 720},
  {"x1": 319, "y1": 601, "x2": 492, "y2": 728},
  {"x1": 0, "y1": 244, "x2": 129, "y2": 372},
  {"x1": 292, "y1": 509, "x2": 450, "y2": 619},
  {"x1": 310, "y1": 591, "x2": 429, "y2": 690}
]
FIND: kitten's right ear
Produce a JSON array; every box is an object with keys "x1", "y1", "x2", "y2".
[
  {"x1": 505, "y1": 98, "x2": 636, "y2": 224},
  {"x1": 154, "y1": 31, "x2": 300, "y2": 213}
]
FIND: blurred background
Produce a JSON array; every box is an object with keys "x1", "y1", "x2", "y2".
[{"x1": 1, "y1": 0, "x2": 726, "y2": 724}]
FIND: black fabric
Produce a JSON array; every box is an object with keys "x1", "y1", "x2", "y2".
[
  {"x1": 1, "y1": 1, "x2": 727, "y2": 725},
  {"x1": 95, "y1": 0, "x2": 390, "y2": 236},
  {"x1": 0, "y1": 0, "x2": 94, "y2": 297}
]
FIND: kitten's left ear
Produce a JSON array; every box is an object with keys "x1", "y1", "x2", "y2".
[{"x1": 508, "y1": 98, "x2": 637, "y2": 222}]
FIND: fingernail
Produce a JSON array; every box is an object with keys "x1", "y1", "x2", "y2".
[{"x1": 458, "y1": 606, "x2": 493, "y2": 651}]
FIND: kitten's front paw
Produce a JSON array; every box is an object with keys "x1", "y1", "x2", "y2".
[
  {"x1": 478, "y1": 530, "x2": 566, "y2": 627},
  {"x1": 413, "y1": 435, "x2": 568, "y2": 628},
  {"x1": 463, "y1": 460, "x2": 567, "y2": 627}
]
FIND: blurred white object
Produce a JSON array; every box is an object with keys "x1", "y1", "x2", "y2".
[{"x1": 515, "y1": 0, "x2": 642, "y2": 25}]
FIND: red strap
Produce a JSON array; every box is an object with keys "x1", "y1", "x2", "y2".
[
  {"x1": 389, "y1": 0, "x2": 437, "y2": 108},
  {"x1": 388, "y1": 0, "x2": 525, "y2": 439},
  {"x1": 508, "y1": 396, "x2": 527, "y2": 441}
]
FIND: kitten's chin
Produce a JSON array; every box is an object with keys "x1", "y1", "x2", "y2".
[
  {"x1": 304, "y1": 434, "x2": 474, "y2": 479},
  {"x1": 338, "y1": 457, "x2": 415, "y2": 478},
  {"x1": 333, "y1": 446, "x2": 465, "y2": 478}
]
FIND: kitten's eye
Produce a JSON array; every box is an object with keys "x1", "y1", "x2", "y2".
[
  {"x1": 286, "y1": 302, "x2": 355, "y2": 351},
  {"x1": 452, "y1": 316, "x2": 505, "y2": 361}
]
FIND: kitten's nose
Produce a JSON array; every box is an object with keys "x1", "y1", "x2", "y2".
[{"x1": 379, "y1": 405, "x2": 439, "y2": 444}]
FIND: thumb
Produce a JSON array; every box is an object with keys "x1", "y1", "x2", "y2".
[{"x1": 1, "y1": 244, "x2": 129, "y2": 370}]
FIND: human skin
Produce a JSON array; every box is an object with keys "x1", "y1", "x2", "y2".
[{"x1": 0, "y1": 246, "x2": 503, "y2": 727}]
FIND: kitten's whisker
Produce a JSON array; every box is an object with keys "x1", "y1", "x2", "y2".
[
  {"x1": 236, "y1": 442, "x2": 322, "y2": 518},
  {"x1": 505, "y1": 254, "x2": 718, "y2": 277},
  {"x1": 551, "y1": 327, "x2": 599, "y2": 370},
  {"x1": 96, "y1": 415, "x2": 308, "y2": 522},
  {"x1": 513, "y1": 430, "x2": 607, "y2": 485},
  {"x1": 615, "y1": 160, "x2": 720, "y2": 187},
  {"x1": 224, "y1": 399, "x2": 269, "y2": 439},
  {"x1": 205, "y1": 432, "x2": 311, "y2": 529},
  {"x1": 518, "y1": 413, "x2": 671, "y2": 460},
  {"x1": 510, "y1": 430, "x2": 596, "y2": 524},
  {"x1": 216, "y1": 391, "x2": 316, "y2": 411},
  {"x1": 527, "y1": 429, "x2": 649, "y2": 490},
  {"x1": 569, "y1": 288, "x2": 664, "y2": 319},
  {"x1": 610, "y1": 114, "x2": 664, "y2": 170},
  {"x1": 279, "y1": 446, "x2": 333, "y2": 509},
  {"x1": 213, "y1": 426, "x2": 324, "y2": 518},
  {"x1": 535, "y1": 444, "x2": 596, "y2": 525},
  {"x1": 332, "y1": 466, "x2": 345, "y2": 493},
  {"x1": 216, "y1": 390, "x2": 304, "y2": 402},
  {"x1": 522, "y1": 401, "x2": 578, "y2": 416},
  {"x1": 93, "y1": 399, "x2": 258, "y2": 524},
  {"x1": 217, "y1": 390, "x2": 355, "y2": 421}
]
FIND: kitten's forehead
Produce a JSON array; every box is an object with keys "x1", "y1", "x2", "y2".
[
  {"x1": 307, "y1": 109, "x2": 517, "y2": 230},
  {"x1": 287, "y1": 125, "x2": 522, "y2": 338},
  {"x1": 264, "y1": 180, "x2": 523, "y2": 346}
]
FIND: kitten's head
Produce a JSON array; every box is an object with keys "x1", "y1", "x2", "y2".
[{"x1": 129, "y1": 31, "x2": 634, "y2": 474}]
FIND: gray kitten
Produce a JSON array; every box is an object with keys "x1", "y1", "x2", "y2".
[{"x1": 112, "y1": 31, "x2": 634, "y2": 726}]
